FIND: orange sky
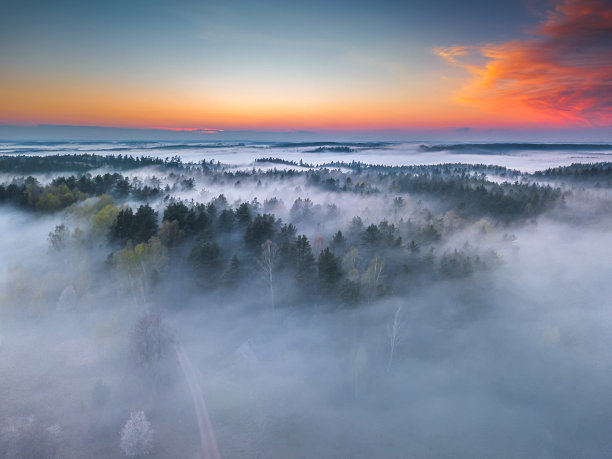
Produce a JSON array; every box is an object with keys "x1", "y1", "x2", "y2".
[{"x1": 1, "y1": 0, "x2": 611, "y2": 132}]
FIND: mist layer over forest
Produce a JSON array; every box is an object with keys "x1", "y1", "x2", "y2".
[
  {"x1": 3, "y1": 140, "x2": 612, "y2": 172},
  {"x1": 2, "y1": 144, "x2": 612, "y2": 458}
]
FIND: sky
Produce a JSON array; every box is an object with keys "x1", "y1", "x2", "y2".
[{"x1": 1, "y1": 0, "x2": 611, "y2": 137}]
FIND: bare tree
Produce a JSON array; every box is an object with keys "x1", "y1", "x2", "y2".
[
  {"x1": 257, "y1": 240, "x2": 278, "y2": 308},
  {"x1": 48, "y1": 224, "x2": 70, "y2": 252},
  {"x1": 361, "y1": 254, "x2": 384, "y2": 304},
  {"x1": 128, "y1": 313, "x2": 174, "y2": 371},
  {"x1": 387, "y1": 305, "x2": 404, "y2": 373}
]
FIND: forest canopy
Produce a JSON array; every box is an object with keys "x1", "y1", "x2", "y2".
[{"x1": 2, "y1": 152, "x2": 612, "y2": 458}]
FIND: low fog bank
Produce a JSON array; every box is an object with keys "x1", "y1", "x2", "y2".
[
  {"x1": 3, "y1": 221, "x2": 612, "y2": 458},
  {"x1": 146, "y1": 221, "x2": 612, "y2": 458},
  {"x1": 2, "y1": 153, "x2": 612, "y2": 458},
  {"x1": 4, "y1": 140, "x2": 612, "y2": 172}
]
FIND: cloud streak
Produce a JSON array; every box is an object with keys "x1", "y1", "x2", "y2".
[
  {"x1": 437, "y1": 0, "x2": 612, "y2": 126},
  {"x1": 154, "y1": 127, "x2": 225, "y2": 134}
]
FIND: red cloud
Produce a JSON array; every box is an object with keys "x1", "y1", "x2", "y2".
[
  {"x1": 438, "y1": 0, "x2": 612, "y2": 126},
  {"x1": 154, "y1": 127, "x2": 225, "y2": 134}
]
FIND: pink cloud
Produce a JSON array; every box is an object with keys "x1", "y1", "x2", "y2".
[{"x1": 438, "y1": 0, "x2": 612, "y2": 126}]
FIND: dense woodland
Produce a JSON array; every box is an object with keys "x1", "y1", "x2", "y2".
[
  {"x1": 2, "y1": 152, "x2": 612, "y2": 458},
  {"x1": 0, "y1": 153, "x2": 569, "y2": 309}
]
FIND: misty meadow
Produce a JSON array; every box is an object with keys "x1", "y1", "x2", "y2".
[{"x1": 2, "y1": 145, "x2": 612, "y2": 458}]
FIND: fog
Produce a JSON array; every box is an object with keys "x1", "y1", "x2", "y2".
[
  {"x1": 2, "y1": 145, "x2": 612, "y2": 458},
  {"x1": 4, "y1": 140, "x2": 612, "y2": 172}
]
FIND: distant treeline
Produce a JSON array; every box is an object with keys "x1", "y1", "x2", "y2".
[
  {"x1": 0, "y1": 154, "x2": 184, "y2": 173},
  {"x1": 254, "y1": 157, "x2": 522, "y2": 178},
  {"x1": 534, "y1": 162, "x2": 612, "y2": 182},
  {"x1": 306, "y1": 146, "x2": 353, "y2": 153},
  {"x1": 0, "y1": 172, "x2": 193, "y2": 211},
  {"x1": 420, "y1": 143, "x2": 612, "y2": 153},
  {"x1": 244, "y1": 164, "x2": 561, "y2": 220},
  {"x1": 254, "y1": 157, "x2": 312, "y2": 167},
  {"x1": 0, "y1": 155, "x2": 571, "y2": 220},
  {"x1": 271, "y1": 141, "x2": 388, "y2": 149},
  {"x1": 389, "y1": 173, "x2": 562, "y2": 221}
]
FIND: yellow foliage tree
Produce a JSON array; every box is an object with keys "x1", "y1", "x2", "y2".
[
  {"x1": 91, "y1": 203, "x2": 120, "y2": 237},
  {"x1": 113, "y1": 237, "x2": 167, "y2": 306}
]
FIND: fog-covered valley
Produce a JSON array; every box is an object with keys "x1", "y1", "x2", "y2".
[
  {"x1": 4, "y1": 140, "x2": 612, "y2": 172},
  {"x1": 2, "y1": 145, "x2": 612, "y2": 458}
]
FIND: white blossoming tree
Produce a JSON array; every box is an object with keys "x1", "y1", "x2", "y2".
[{"x1": 120, "y1": 411, "x2": 153, "y2": 457}]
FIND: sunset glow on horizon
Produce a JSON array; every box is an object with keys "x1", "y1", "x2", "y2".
[{"x1": 1, "y1": 0, "x2": 611, "y2": 135}]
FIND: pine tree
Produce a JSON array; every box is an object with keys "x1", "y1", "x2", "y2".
[
  {"x1": 221, "y1": 254, "x2": 242, "y2": 289},
  {"x1": 318, "y1": 248, "x2": 343, "y2": 298},
  {"x1": 110, "y1": 207, "x2": 135, "y2": 242},
  {"x1": 295, "y1": 235, "x2": 316, "y2": 300},
  {"x1": 133, "y1": 204, "x2": 158, "y2": 243},
  {"x1": 235, "y1": 202, "x2": 252, "y2": 226}
]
